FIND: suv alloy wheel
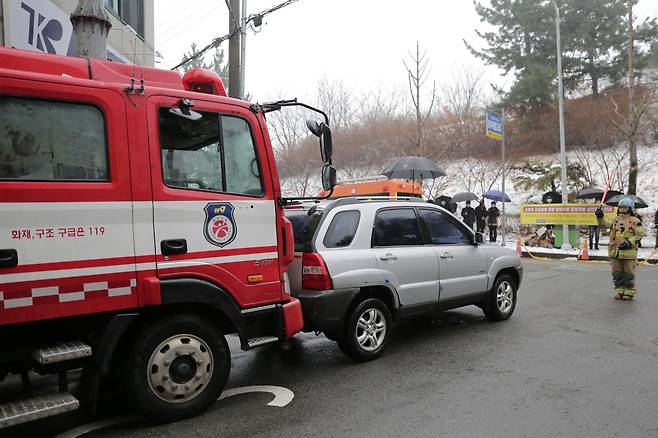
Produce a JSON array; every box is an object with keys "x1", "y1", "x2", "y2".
[{"x1": 338, "y1": 298, "x2": 392, "y2": 362}]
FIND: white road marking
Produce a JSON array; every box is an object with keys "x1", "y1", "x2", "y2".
[
  {"x1": 53, "y1": 416, "x2": 143, "y2": 438},
  {"x1": 218, "y1": 385, "x2": 294, "y2": 407},
  {"x1": 55, "y1": 386, "x2": 293, "y2": 437}
]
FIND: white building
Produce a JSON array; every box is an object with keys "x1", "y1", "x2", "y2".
[{"x1": 0, "y1": 0, "x2": 154, "y2": 66}]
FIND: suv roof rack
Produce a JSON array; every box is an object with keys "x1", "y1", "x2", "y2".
[{"x1": 284, "y1": 196, "x2": 428, "y2": 216}]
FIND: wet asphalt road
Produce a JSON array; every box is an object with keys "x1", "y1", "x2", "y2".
[{"x1": 7, "y1": 258, "x2": 658, "y2": 438}]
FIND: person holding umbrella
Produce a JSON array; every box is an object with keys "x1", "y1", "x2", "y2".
[
  {"x1": 598, "y1": 197, "x2": 644, "y2": 300},
  {"x1": 487, "y1": 201, "x2": 501, "y2": 243},
  {"x1": 475, "y1": 199, "x2": 487, "y2": 235},
  {"x1": 461, "y1": 201, "x2": 476, "y2": 229}
]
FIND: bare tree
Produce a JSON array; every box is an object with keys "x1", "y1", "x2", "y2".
[
  {"x1": 403, "y1": 41, "x2": 437, "y2": 156},
  {"x1": 441, "y1": 68, "x2": 485, "y2": 121},
  {"x1": 316, "y1": 77, "x2": 355, "y2": 130},
  {"x1": 356, "y1": 88, "x2": 401, "y2": 123},
  {"x1": 610, "y1": 86, "x2": 655, "y2": 194}
]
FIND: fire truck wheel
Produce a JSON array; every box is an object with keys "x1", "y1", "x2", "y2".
[
  {"x1": 124, "y1": 314, "x2": 230, "y2": 422},
  {"x1": 337, "y1": 298, "x2": 392, "y2": 362}
]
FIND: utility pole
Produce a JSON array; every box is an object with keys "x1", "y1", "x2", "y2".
[
  {"x1": 228, "y1": 0, "x2": 241, "y2": 98},
  {"x1": 627, "y1": 0, "x2": 638, "y2": 195},
  {"x1": 551, "y1": 0, "x2": 571, "y2": 250},
  {"x1": 501, "y1": 108, "x2": 507, "y2": 247},
  {"x1": 70, "y1": 0, "x2": 112, "y2": 60},
  {"x1": 239, "y1": 0, "x2": 247, "y2": 99}
]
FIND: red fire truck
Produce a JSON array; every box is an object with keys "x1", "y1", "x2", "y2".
[{"x1": 0, "y1": 47, "x2": 335, "y2": 428}]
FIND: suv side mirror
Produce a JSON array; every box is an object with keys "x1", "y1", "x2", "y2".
[
  {"x1": 474, "y1": 232, "x2": 484, "y2": 244},
  {"x1": 321, "y1": 164, "x2": 337, "y2": 191}
]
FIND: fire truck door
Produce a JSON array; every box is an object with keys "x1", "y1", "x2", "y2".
[{"x1": 147, "y1": 97, "x2": 281, "y2": 308}]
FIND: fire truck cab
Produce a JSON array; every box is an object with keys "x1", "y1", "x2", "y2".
[{"x1": 0, "y1": 47, "x2": 333, "y2": 427}]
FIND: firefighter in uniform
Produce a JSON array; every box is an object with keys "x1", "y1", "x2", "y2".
[{"x1": 598, "y1": 197, "x2": 644, "y2": 300}]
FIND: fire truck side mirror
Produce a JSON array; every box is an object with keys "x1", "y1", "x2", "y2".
[
  {"x1": 321, "y1": 164, "x2": 337, "y2": 191},
  {"x1": 306, "y1": 120, "x2": 333, "y2": 163}
]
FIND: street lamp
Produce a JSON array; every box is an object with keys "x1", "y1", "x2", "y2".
[{"x1": 550, "y1": 0, "x2": 572, "y2": 250}]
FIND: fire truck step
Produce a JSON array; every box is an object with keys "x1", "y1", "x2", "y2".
[
  {"x1": 247, "y1": 336, "x2": 279, "y2": 348},
  {"x1": 0, "y1": 393, "x2": 79, "y2": 429},
  {"x1": 33, "y1": 341, "x2": 92, "y2": 365}
]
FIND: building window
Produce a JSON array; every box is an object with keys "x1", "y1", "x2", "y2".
[
  {"x1": 105, "y1": 0, "x2": 144, "y2": 38},
  {"x1": 119, "y1": 0, "x2": 145, "y2": 38},
  {"x1": 105, "y1": 0, "x2": 119, "y2": 14}
]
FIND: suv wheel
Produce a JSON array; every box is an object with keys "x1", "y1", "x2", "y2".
[
  {"x1": 338, "y1": 298, "x2": 392, "y2": 362},
  {"x1": 483, "y1": 273, "x2": 517, "y2": 321}
]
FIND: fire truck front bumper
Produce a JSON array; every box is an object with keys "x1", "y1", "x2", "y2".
[{"x1": 282, "y1": 297, "x2": 304, "y2": 340}]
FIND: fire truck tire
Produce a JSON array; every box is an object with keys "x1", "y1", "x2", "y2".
[
  {"x1": 337, "y1": 298, "x2": 391, "y2": 362},
  {"x1": 124, "y1": 314, "x2": 230, "y2": 422}
]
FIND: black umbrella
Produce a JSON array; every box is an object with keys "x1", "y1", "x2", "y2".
[
  {"x1": 604, "y1": 190, "x2": 623, "y2": 202},
  {"x1": 576, "y1": 187, "x2": 604, "y2": 200},
  {"x1": 605, "y1": 194, "x2": 648, "y2": 209},
  {"x1": 542, "y1": 191, "x2": 562, "y2": 204},
  {"x1": 382, "y1": 157, "x2": 446, "y2": 196},
  {"x1": 452, "y1": 192, "x2": 479, "y2": 203},
  {"x1": 432, "y1": 195, "x2": 457, "y2": 213},
  {"x1": 382, "y1": 157, "x2": 446, "y2": 180}
]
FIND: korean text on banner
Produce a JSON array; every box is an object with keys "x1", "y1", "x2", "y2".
[{"x1": 519, "y1": 204, "x2": 616, "y2": 226}]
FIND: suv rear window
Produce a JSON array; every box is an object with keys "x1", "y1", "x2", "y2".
[
  {"x1": 323, "y1": 210, "x2": 360, "y2": 248},
  {"x1": 286, "y1": 208, "x2": 324, "y2": 252}
]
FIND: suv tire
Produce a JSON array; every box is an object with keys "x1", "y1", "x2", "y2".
[
  {"x1": 483, "y1": 273, "x2": 517, "y2": 321},
  {"x1": 124, "y1": 314, "x2": 230, "y2": 422},
  {"x1": 337, "y1": 298, "x2": 392, "y2": 362}
]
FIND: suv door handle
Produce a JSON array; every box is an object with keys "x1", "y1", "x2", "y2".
[
  {"x1": 161, "y1": 239, "x2": 188, "y2": 256},
  {"x1": 380, "y1": 253, "x2": 397, "y2": 261},
  {"x1": 0, "y1": 249, "x2": 18, "y2": 268},
  {"x1": 439, "y1": 252, "x2": 453, "y2": 259}
]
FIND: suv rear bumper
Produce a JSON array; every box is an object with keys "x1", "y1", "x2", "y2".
[{"x1": 294, "y1": 288, "x2": 359, "y2": 335}]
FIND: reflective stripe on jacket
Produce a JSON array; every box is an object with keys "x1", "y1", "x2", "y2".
[{"x1": 607, "y1": 214, "x2": 644, "y2": 259}]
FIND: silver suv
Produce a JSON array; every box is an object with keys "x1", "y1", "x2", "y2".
[{"x1": 285, "y1": 197, "x2": 523, "y2": 362}]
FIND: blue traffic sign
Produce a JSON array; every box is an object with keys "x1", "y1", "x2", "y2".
[{"x1": 486, "y1": 112, "x2": 503, "y2": 140}]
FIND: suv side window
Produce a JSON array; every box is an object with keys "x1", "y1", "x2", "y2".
[
  {"x1": 158, "y1": 109, "x2": 263, "y2": 196},
  {"x1": 323, "y1": 210, "x2": 360, "y2": 248},
  {"x1": 419, "y1": 209, "x2": 471, "y2": 245},
  {"x1": 0, "y1": 96, "x2": 108, "y2": 181},
  {"x1": 372, "y1": 208, "x2": 422, "y2": 247}
]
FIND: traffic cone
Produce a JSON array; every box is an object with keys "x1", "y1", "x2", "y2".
[
  {"x1": 579, "y1": 239, "x2": 589, "y2": 261},
  {"x1": 516, "y1": 239, "x2": 523, "y2": 257}
]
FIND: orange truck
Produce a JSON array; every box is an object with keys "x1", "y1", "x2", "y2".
[{"x1": 318, "y1": 177, "x2": 423, "y2": 198}]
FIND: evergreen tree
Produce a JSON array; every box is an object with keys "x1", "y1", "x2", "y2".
[
  {"x1": 466, "y1": 0, "x2": 658, "y2": 105},
  {"x1": 563, "y1": 0, "x2": 657, "y2": 95},
  {"x1": 465, "y1": 0, "x2": 556, "y2": 111},
  {"x1": 178, "y1": 43, "x2": 229, "y2": 85}
]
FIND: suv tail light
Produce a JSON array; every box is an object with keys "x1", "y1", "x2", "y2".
[{"x1": 302, "y1": 252, "x2": 333, "y2": 290}]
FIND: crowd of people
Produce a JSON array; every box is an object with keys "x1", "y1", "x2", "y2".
[{"x1": 460, "y1": 199, "x2": 501, "y2": 243}]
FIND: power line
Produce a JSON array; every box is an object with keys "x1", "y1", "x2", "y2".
[
  {"x1": 157, "y1": 4, "x2": 223, "y2": 45},
  {"x1": 171, "y1": 0, "x2": 301, "y2": 71}
]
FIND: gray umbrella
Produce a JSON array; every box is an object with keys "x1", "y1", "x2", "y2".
[
  {"x1": 605, "y1": 194, "x2": 648, "y2": 208},
  {"x1": 381, "y1": 156, "x2": 446, "y2": 180},
  {"x1": 451, "y1": 192, "x2": 479, "y2": 203},
  {"x1": 576, "y1": 187, "x2": 604, "y2": 199}
]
